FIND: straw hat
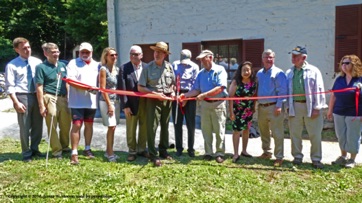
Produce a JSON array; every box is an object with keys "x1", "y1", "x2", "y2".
[{"x1": 150, "y1": 41, "x2": 171, "y2": 54}]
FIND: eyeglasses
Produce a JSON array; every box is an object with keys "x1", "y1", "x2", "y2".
[
  {"x1": 50, "y1": 51, "x2": 60, "y2": 54},
  {"x1": 109, "y1": 54, "x2": 118, "y2": 57},
  {"x1": 80, "y1": 51, "x2": 90, "y2": 54},
  {"x1": 130, "y1": 53, "x2": 141, "y2": 57},
  {"x1": 341, "y1": 61, "x2": 351, "y2": 65}
]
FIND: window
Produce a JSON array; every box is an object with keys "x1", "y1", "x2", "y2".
[
  {"x1": 335, "y1": 4, "x2": 362, "y2": 72},
  {"x1": 184, "y1": 39, "x2": 264, "y2": 79}
]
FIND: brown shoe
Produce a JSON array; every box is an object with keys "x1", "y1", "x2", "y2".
[
  {"x1": 273, "y1": 159, "x2": 283, "y2": 167},
  {"x1": 258, "y1": 152, "x2": 272, "y2": 159},
  {"x1": 70, "y1": 154, "x2": 79, "y2": 165},
  {"x1": 137, "y1": 151, "x2": 150, "y2": 158},
  {"x1": 216, "y1": 156, "x2": 224, "y2": 163},
  {"x1": 127, "y1": 154, "x2": 137, "y2": 162},
  {"x1": 160, "y1": 151, "x2": 173, "y2": 160}
]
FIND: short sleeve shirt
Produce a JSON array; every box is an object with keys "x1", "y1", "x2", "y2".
[
  {"x1": 35, "y1": 60, "x2": 67, "y2": 95},
  {"x1": 332, "y1": 76, "x2": 362, "y2": 116},
  {"x1": 192, "y1": 62, "x2": 228, "y2": 98},
  {"x1": 138, "y1": 60, "x2": 175, "y2": 94}
]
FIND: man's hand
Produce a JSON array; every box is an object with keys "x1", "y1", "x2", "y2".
[
  {"x1": 311, "y1": 109, "x2": 320, "y2": 119},
  {"x1": 39, "y1": 106, "x2": 47, "y2": 117},
  {"x1": 14, "y1": 102, "x2": 26, "y2": 113},
  {"x1": 87, "y1": 88, "x2": 98, "y2": 95},
  {"x1": 196, "y1": 93, "x2": 207, "y2": 101},
  {"x1": 154, "y1": 92, "x2": 168, "y2": 101},
  {"x1": 123, "y1": 107, "x2": 133, "y2": 118},
  {"x1": 274, "y1": 107, "x2": 282, "y2": 117}
]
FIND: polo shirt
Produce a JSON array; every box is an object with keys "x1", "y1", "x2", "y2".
[
  {"x1": 35, "y1": 60, "x2": 67, "y2": 96},
  {"x1": 138, "y1": 60, "x2": 175, "y2": 94},
  {"x1": 192, "y1": 62, "x2": 228, "y2": 98}
]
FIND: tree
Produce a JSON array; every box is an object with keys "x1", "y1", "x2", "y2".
[
  {"x1": 0, "y1": 0, "x2": 108, "y2": 70},
  {"x1": 63, "y1": 0, "x2": 108, "y2": 60}
]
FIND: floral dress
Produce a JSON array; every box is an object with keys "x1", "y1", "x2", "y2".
[{"x1": 232, "y1": 81, "x2": 257, "y2": 132}]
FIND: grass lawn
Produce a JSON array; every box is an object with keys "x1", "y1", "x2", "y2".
[{"x1": 0, "y1": 138, "x2": 362, "y2": 203}]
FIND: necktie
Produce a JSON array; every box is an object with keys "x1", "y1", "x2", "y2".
[{"x1": 26, "y1": 60, "x2": 35, "y2": 93}]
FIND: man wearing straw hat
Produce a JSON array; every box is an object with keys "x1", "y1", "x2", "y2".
[
  {"x1": 35, "y1": 42, "x2": 71, "y2": 160},
  {"x1": 138, "y1": 41, "x2": 175, "y2": 167}
]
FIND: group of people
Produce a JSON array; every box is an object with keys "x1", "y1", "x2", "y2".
[{"x1": 5, "y1": 37, "x2": 362, "y2": 169}]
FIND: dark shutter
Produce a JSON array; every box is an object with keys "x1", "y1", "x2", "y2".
[
  {"x1": 335, "y1": 4, "x2": 362, "y2": 72},
  {"x1": 182, "y1": 42, "x2": 202, "y2": 67},
  {"x1": 242, "y1": 39, "x2": 264, "y2": 72}
]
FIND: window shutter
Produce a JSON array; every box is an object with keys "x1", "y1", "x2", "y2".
[
  {"x1": 335, "y1": 4, "x2": 362, "y2": 72},
  {"x1": 182, "y1": 42, "x2": 202, "y2": 67},
  {"x1": 137, "y1": 43, "x2": 170, "y2": 64},
  {"x1": 242, "y1": 39, "x2": 264, "y2": 72}
]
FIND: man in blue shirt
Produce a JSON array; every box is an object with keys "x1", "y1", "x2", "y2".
[
  {"x1": 172, "y1": 49, "x2": 199, "y2": 157},
  {"x1": 5, "y1": 37, "x2": 44, "y2": 162},
  {"x1": 182, "y1": 50, "x2": 228, "y2": 163},
  {"x1": 256, "y1": 49, "x2": 287, "y2": 167}
]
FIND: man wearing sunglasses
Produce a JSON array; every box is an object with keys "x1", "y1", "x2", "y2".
[
  {"x1": 66, "y1": 42, "x2": 99, "y2": 165},
  {"x1": 286, "y1": 46, "x2": 327, "y2": 169}
]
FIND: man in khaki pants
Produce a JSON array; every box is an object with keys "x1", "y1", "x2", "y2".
[
  {"x1": 35, "y1": 42, "x2": 71, "y2": 159},
  {"x1": 286, "y1": 46, "x2": 327, "y2": 169}
]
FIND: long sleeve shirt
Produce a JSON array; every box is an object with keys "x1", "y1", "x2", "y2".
[{"x1": 256, "y1": 65, "x2": 288, "y2": 108}]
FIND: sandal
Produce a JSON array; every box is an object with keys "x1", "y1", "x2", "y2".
[
  {"x1": 70, "y1": 154, "x2": 79, "y2": 165},
  {"x1": 232, "y1": 155, "x2": 240, "y2": 163}
]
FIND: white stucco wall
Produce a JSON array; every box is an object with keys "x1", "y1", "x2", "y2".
[{"x1": 107, "y1": 0, "x2": 362, "y2": 90}]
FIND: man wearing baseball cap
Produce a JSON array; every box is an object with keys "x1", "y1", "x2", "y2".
[
  {"x1": 286, "y1": 46, "x2": 327, "y2": 169},
  {"x1": 181, "y1": 50, "x2": 228, "y2": 163},
  {"x1": 171, "y1": 49, "x2": 199, "y2": 157},
  {"x1": 138, "y1": 41, "x2": 175, "y2": 166},
  {"x1": 66, "y1": 42, "x2": 100, "y2": 165}
]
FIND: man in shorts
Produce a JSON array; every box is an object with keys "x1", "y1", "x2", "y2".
[{"x1": 66, "y1": 42, "x2": 99, "y2": 165}]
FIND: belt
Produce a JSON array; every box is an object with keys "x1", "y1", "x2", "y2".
[
  {"x1": 259, "y1": 102, "x2": 277, "y2": 107},
  {"x1": 45, "y1": 92, "x2": 67, "y2": 97},
  {"x1": 205, "y1": 99, "x2": 219, "y2": 103},
  {"x1": 179, "y1": 90, "x2": 189, "y2": 93},
  {"x1": 294, "y1": 100, "x2": 306, "y2": 103},
  {"x1": 16, "y1": 92, "x2": 36, "y2": 95}
]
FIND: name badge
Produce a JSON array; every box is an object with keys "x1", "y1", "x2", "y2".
[{"x1": 61, "y1": 68, "x2": 65, "y2": 72}]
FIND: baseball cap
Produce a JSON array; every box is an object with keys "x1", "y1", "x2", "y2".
[
  {"x1": 180, "y1": 49, "x2": 191, "y2": 64},
  {"x1": 79, "y1": 42, "x2": 93, "y2": 52},
  {"x1": 196, "y1": 50, "x2": 213, "y2": 60},
  {"x1": 289, "y1": 46, "x2": 307, "y2": 55}
]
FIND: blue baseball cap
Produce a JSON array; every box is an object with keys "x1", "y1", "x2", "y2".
[{"x1": 289, "y1": 46, "x2": 307, "y2": 55}]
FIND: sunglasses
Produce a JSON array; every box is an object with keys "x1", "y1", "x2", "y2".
[
  {"x1": 130, "y1": 53, "x2": 141, "y2": 57},
  {"x1": 341, "y1": 62, "x2": 351, "y2": 65},
  {"x1": 109, "y1": 54, "x2": 118, "y2": 57}
]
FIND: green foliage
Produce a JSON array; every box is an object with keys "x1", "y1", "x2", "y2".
[
  {"x1": 0, "y1": 37, "x2": 16, "y2": 72},
  {"x1": 64, "y1": 0, "x2": 108, "y2": 60},
  {"x1": 1, "y1": 138, "x2": 362, "y2": 203},
  {"x1": 0, "y1": 0, "x2": 108, "y2": 65}
]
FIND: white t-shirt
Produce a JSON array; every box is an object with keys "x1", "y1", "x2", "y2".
[{"x1": 66, "y1": 58, "x2": 99, "y2": 109}]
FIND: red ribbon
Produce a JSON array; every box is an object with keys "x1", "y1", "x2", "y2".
[{"x1": 64, "y1": 78, "x2": 360, "y2": 116}]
